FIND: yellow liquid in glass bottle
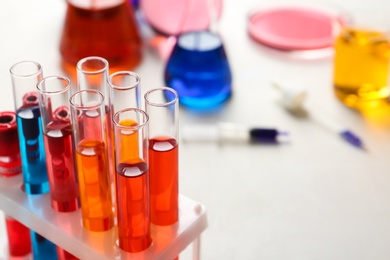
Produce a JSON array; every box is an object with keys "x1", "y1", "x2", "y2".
[{"x1": 333, "y1": 28, "x2": 390, "y2": 110}]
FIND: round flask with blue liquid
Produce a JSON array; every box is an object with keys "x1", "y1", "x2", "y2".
[{"x1": 164, "y1": 30, "x2": 232, "y2": 110}]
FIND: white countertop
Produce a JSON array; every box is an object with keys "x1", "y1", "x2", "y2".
[{"x1": 2, "y1": 0, "x2": 390, "y2": 259}]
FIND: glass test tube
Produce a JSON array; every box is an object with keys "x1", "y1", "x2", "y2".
[
  {"x1": 0, "y1": 111, "x2": 21, "y2": 177},
  {"x1": 108, "y1": 71, "x2": 141, "y2": 113},
  {"x1": 56, "y1": 247, "x2": 79, "y2": 260},
  {"x1": 70, "y1": 89, "x2": 114, "y2": 232},
  {"x1": 37, "y1": 76, "x2": 80, "y2": 212},
  {"x1": 108, "y1": 71, "x2": 141, "y2": 176},
  {"x1": 144, "y1": 87, "x2": 179, "y2": 225},
  {"x1": 76, "y1": 56, "x2": 110, "y2": 99},
  {"x1": 0, "y1": 111, "x2": 32, "y2": 257},
  {"x1": 30, "y1": 232, "x2": 58, "y2": 260},
  {"x1": 5, "y1": 217, "x2": 31, "y2": 257},
  {"x1": 9, "y1": 60, "x2": 49, "y2": 194},
  {"x1": 113, "y1": 108, "x2": 152, "y2": 253},
  {"x1": 76, "y1": 57, "x2": 115, "y2": 183},
  {"x1": 10, "y1": 63, "x2": 65, "y2": 259}
]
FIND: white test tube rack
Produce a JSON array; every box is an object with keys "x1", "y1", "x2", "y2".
[{"x1": 0, "y1": 174, "x2": 208, "y2": 260}]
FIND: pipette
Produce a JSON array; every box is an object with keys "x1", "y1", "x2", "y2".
[
  {"x1": 181, "y1": 122, "x2": 290, "y2": 144},
  {"x1": 272, "y1": 81, "x2": 367, "y2": 150}
]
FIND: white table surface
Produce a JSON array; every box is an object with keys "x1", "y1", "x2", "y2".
[{"x1": 1, "y1": 0, "x2": 390, "y2": 259}]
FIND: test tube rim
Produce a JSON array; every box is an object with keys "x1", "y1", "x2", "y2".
[
  {"x1": 36, "y1": 75, "x2": 71, "y2": 96},
  {"x1": 69, "y1": 89, "x2": 105, "y2": 110},
  {"x1": 112, "y1": 107, "x2": 149, "y2": 131},
  {"x1": 9, "y1": 60, "x2": 42, "y2": 78},
  {"x1": 0, "y1": 111, "x2": 17, "y2": 128},
  {"x1": 144, "y1": 87, "x2": 178, "y2": 107},
  {"x1": 76, "y1": 56, "x2": 109, "y2": 75},
  {"x1": 108, "y1": 71, "x2": 141, "y2": 91}
]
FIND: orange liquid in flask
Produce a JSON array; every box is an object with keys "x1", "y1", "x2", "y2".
[
  {"x1": 60, "y1": 0, "x2": 142, "y2": 79},
  {"x1": 333, "y1": 28, "x2": 390, "y2": 110}
]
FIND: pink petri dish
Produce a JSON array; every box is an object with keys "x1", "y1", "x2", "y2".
[{"x1": 248, "y1": 5, "x2": 346, "y2": 51}]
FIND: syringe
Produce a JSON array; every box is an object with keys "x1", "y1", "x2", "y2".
[{"x1": 181, "y1": 122, "x2": 290, "y2": 144}]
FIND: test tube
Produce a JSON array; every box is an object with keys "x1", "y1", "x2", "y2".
[
  {"x1": 5, "y1": 217, "x2": 31, "y2": 257},
  {"x1": 76, "y1": 56, "x2": 110, "y2": 104},
  {"x1": 0, "y1": 111, "x2": 21, "y2": 176},
  {"x1": 108, "y1": 71, "x2": 141, "y2": 113},
  {"x1": 112, "y1": 108, "x2": 152, "y2": 253},
  {"x1": 107, "y1": 71, "x2": 141, "y2": 173},
  {"x1": 37, "y1": 76, "x2": 80, "y2": 212},
  {"x1": 76, "y1": 57, "x2": 110, "y2": 140},
  {"x1": 56, "y1": 247, "x2": 78, "y2": 260},
  {"x1": 30, "y1": 232, "x2": 58, "y2": 259},
  {"x1": 0, "y1": 111, "x2": 32, "y2": 257},
  {"x1": 144, "y1": 87, "x2": 179, "y2": 225},
  {"x1": 76, "y1": 57, "x2": 115, "y2": 186},
  {"x1": 9, "y1": 60, "x2": 49, "y2": 194},
  {"x1": 70, "y1": 89, "x2": 114, "y2": 232}
]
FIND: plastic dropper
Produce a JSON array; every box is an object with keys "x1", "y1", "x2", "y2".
[{"x1": 272, "y1": 81, "x2": 367, "y2": 150}]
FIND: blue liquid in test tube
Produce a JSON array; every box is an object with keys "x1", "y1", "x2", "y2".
[
  {"x1": 17, "y1": 104, "x2": 58, "y2": 257},
  {"x1": 164, "y1": 30, "x2": 232, "y2": 110},
  {"x1": 16, "y1": 104, "x2": 49, "y2": 194},
  {"x1": 10, "y1": 61, "x2": 58, "y2": 259},
  {"x1": 31, "y1": 231, "x2": 58, "y2": 260}
]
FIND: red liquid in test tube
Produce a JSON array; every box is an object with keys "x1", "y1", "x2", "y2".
[
  {"x1": 5, "y1": 217, "x2": 32, "y2": 257},
  {"x1": 43, "y1": 107, "x2": 79, "y2": 212},
  {"x1": 57, "y1": 247, "x2": 79, "y2": 260},
  {"x1": 149, "y1": 137, "x2": 179, "y2": 225},
  {"x1": 0, "y1": 111, "x2": 21, "y2": 176},
  {"x1": 113, "y1": 109, "x2": 152, "y2": 253},
  {"x1": 0, "y1": 111, "x2": 32, "y2": 257},
  {"x1": 145, "y1": 87, "x2": 179, "y2": 227},
  {"x1": 116, "y1": 160, "x2": 151, "y2": 252}
]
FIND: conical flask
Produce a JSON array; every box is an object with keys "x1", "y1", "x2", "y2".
[
  {"x1": 164, "y1": 30, "x2": 232, "y2": 111},
  {"x1": 59, "y1": 0, "x2": 142, "y2": 80}
]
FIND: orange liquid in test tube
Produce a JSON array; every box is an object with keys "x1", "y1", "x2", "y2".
[
  {"x1": 76, "y1": 139, "x2": 114, "y2": 231},
  {"x1": 118, "y1": 119, "x2": 139, "y2": 158}
]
